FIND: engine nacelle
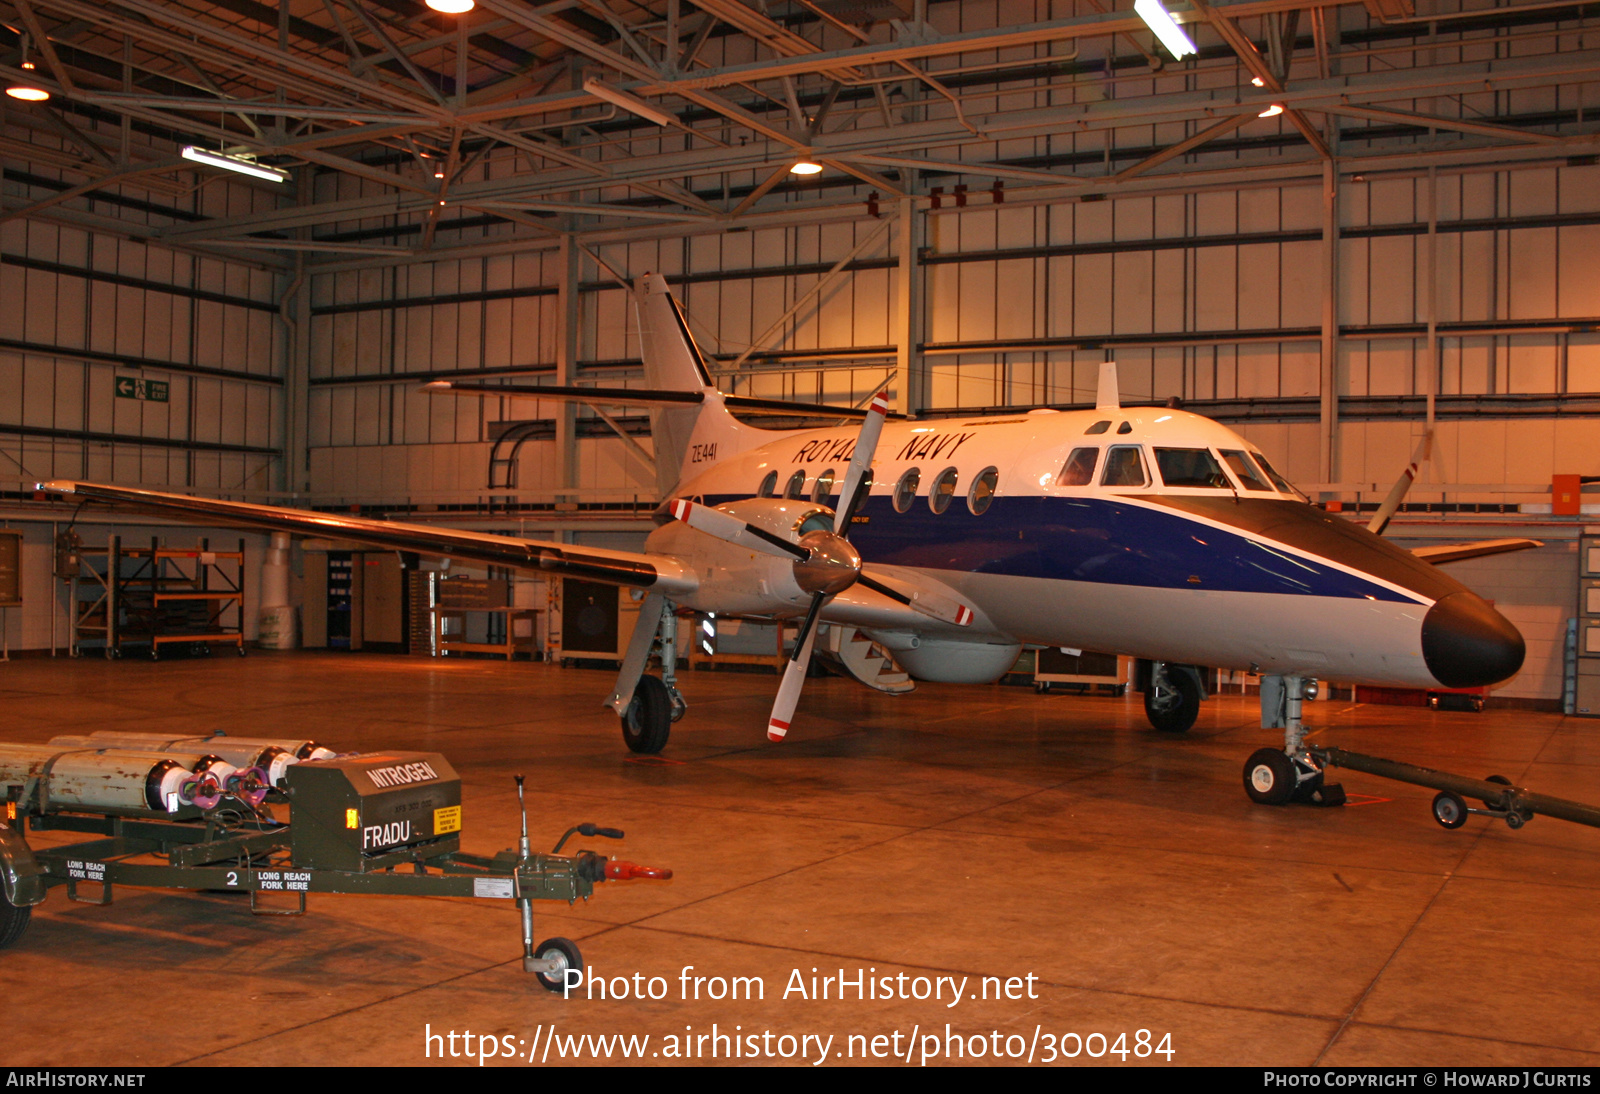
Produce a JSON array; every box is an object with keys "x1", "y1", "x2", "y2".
[{"x1": 646, "y1": 497, "x2": 839, "y2": 616}]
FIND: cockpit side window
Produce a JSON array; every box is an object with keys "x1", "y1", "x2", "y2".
[
  {"x1": 1251, "y1": 451, "x2": 1304, "y2": 498},
  {"x1": 784, "y1": 470, "x2": 807, "y2": 499},
  {"x1": 1154, "y1": 447, "x2": 1230, "y2": 489},
  {"x1": 1100, "y1": 446, "x2": 1149, "y2": 488},
  {"x1": 757, "y1": 470, "x2": 778, "y2": 497},
  {"x1": 1219, "y1": 450, "x2": 1273, "y2": 491},
  {"x1": 1058, "y1": 447, "x2": 1099, "y2": 487}
]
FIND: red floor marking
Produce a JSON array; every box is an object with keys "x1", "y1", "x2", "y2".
[{"x1": 1340, "y1": 794, "x2": 1392, "y2": 806}]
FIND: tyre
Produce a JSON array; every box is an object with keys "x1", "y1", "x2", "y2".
[
  {"x1": 620, "y1": 675, "x2": 671, "y2": 754},
  {"x1": 1145, "y1": 668, "x2": 1200, "y2": 734},
  {"x1": 1243, "y1": 748, "x2": 1297, "y2": 805},
  {"x1": 0, "y1": 895, "x2": 31, "y2": 949},
  {"x1": 1432, "y1": 791, "x2": 1469, "y2": 830},
  {"x1": 532, "y1": 937, "x2": 583, "y2": 993},
  {"x1": 1482, "y1": 774, "x2": 1512, "y2": 810}
]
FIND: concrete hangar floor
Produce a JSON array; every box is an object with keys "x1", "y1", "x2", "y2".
[{"x1": 2, "y1": 651, "x2": 1597, "y2": 1068}]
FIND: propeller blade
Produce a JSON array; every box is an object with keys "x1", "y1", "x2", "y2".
[
  {"x1": 669, "y1": 498, "x2": 807, "y2": 560},
  {"x1": 768, "y1": 593, "x2": 825, "y2": 741},
  {"x1": 857, "y1": 572, "x2": 975, "y2": 627},
  {"x1": 834, "y1": 390, "x2": 890, "y2": 536}
]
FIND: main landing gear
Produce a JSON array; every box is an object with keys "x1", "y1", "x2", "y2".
[
  {"x1": 1241, "y1": 675, "x2": 1346, "y2": 807},
  {"x1": 606, "y1": 593, "x2": 686, "y2": 754},
  {"x1": 1144, "y1": 661, "x2": 1204, "y2": 734}
]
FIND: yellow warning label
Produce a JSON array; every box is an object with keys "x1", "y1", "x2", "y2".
[{"x1": 434, "y1": 805, "x2": 462, "y2": 835}]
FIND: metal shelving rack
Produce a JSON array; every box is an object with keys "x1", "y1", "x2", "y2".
[{"x1": 65, "y1": 535, "x2": 247, "y2": 660}]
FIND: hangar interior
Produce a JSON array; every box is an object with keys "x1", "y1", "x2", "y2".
[{"x1": 2, "y1": 0, "x2": 1600, "y2": 1068}]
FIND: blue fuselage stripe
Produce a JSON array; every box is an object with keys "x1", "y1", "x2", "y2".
[{"x1": 704, "y1": 493, "x2": 1421, "y2": 604}]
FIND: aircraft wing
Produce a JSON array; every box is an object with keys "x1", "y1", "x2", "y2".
[
  {"x1": 1410, "y1": 538, "x2": 1543, "y2": 564},
  {"x1": 40, "y1": 480, "x2": 698, "y2": 595}
]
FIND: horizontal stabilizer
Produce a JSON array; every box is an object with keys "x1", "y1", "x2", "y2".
[
  {"x1": 424, "y1": 381, "x2": 896, "y2": 419},
  {"x1": 1411, "y1": 538, "x2": 1543, "y2": 564}
]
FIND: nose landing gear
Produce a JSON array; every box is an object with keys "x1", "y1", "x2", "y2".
[{"x1": 1241, "y1": 675, "x2": 1346, "y2": 807}]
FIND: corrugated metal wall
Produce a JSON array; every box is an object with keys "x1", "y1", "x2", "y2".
[{"x1": 0, "y1": 151, "x2": 285, "y2": 494}]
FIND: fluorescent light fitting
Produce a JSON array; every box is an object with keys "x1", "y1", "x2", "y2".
[
  {"x1": 790, "y1": 161, "x2": 823, "y2": 175},
  {"x1": 181, "y1": 145, "x2": 289, "y2": 184},
  {"x1": 582, "y1": 77, "x2": 676, "y2": 127},
  {"x1": 1258, "y1": 103, "x2": 1284, "y2": 117},
  {"x1": 6, "y1": 84, "x2": 49, "y2": 101},
  {"x1": 425, "y1": 0, "x2": 474, "y2": 10},
  {"x1": 1134, "y1": 0, "x2": 1196, "y2": 59}
]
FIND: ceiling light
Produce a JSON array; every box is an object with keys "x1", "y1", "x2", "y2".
[
  {"x1": 6, "y1": 85, "x2": 49, "y2": 102},
  {"x1": 1134, "y1": 0, "x2": 1196, "y2": 60},
  {"x1": 790, "y1": 161, "x2": 823, "y2": 175},
  {"x1": 425, "y1": 0, "x2": 474, "y2": 12},
  {"x1": 181, "y1": 145, "x2": 289, "y2": 184},
  {"x1": 582, "y1": 77, "x2": 676, "y2": 127},
  {"x1": 1258, "y1": 103, "x2": 1284, "y2": 118},
  {"x1": 1251, "y1": 76, "x2": 1265, "y2": 87}
]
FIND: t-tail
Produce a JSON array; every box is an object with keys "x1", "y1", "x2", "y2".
[{"x1": 634, "y1": 272, "x2": 769, "y2": 497}]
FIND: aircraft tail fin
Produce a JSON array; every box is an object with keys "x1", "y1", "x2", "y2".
[{"x1": 635, "y1": 273, "x2": 767, "y2": 497}]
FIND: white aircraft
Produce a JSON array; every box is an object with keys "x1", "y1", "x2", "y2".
[{"x1": 43, "y1": 274, "x2": 1532, "y2": 807}]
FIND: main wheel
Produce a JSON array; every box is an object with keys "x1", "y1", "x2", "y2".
[
  {"x1": 1145, "y1": 668, "x2": 1200, "y2": 734},
  {"x1": 1432, "y1": 791, "x2": 1469, "y2": 829},
  {"x1": 0, "y1": 895, "x2": 31, "y2": 949},
  {"x1": 620, "y1": 675, "x2": 671, "y2": 754},
  {"x1": 532, "y1": 937, "x2": 583, "y2": 993},
  {"x1": 1243, "y1": 748, "x2": 1297, "y2": 805}
]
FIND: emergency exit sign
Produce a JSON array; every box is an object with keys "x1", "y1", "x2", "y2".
[{"x1": 115, "y1": 376, "x2": 169, "y2": 403}]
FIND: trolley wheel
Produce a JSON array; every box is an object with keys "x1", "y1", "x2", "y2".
[
  {"x1": 1432, "y1": 791, "x2": 1469, "y2": 830},
  {"x1": 532, "y1": 937, "x2": 582, "y2": 993},
  {"x1": 0, "y1": 895, "x2": 31, "y2": 949},
  {"x1": 620, "y1": 675, "x2": 671, "y2": 754},
  {"x1": 1243, "y1": 748, "x2": 1297, "y2": 805},
  {"x1": 1482, "y1": 774, "x2": 1513, "y2": 810},
  {"x1": 237, "y1": 644, "x2": 248, "y2": 657}
]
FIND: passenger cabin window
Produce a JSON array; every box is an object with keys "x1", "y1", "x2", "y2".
[
  {"x1": 929, "y1": 467, "x2": 959, "y2": 514},
  {"x1": 893, "y1": 468, "x2": 920, "y2": 513},
  {"x1": 969, "y1": 468, "x2": 999, "y2": 515},
  {"x1": 1084, "y1": 420, "x2": 1111, "y2": 435},
  {"x1": 1058, "y1": 447, "x2": 1099, "y2": 487},
  {"x1": 812, "y1": 468, "x2": 836, "y2": 503},
  {"x1": 784, "y1": 470, "x2": 807, "y2": 499},
  {"x1": 1220, "y1": 450, "x2": 1273, "y2": 491},
  {"x1": 757, "y1": 470, "x2": 778, "y2": 497},
  {"x1": 1100, "y1": 446, "x2": 1149, "y2": 488},
  {"x1": 1154, "y1": 448, "x2": 1230, "y2": 489}
]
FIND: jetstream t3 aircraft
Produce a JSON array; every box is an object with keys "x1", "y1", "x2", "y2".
[{"x1": 44, "y1": 273, "x2": 1533, "y2": 807}]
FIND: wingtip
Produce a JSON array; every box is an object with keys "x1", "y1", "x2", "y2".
[{"x1": 38, "y1": 480, "x2": 75, "y2": 494}]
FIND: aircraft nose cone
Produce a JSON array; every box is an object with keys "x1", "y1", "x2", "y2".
[{"x1": 1421, "y1": 592, "x2": 1525, "y2": 689}]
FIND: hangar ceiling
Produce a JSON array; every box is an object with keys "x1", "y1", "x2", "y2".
[{"x1": 3, "y1": 0, "x2": 1600, "y2": 269}]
